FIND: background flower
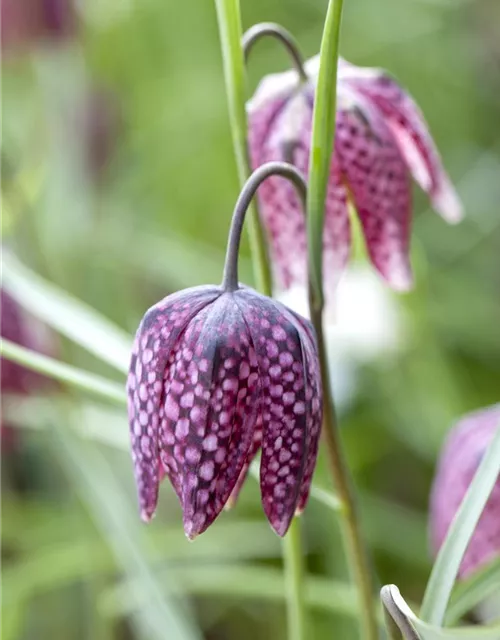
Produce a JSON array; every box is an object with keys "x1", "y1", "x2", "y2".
[{"x1": 249, "y1": 55, "x2": 462, "y2": 298}]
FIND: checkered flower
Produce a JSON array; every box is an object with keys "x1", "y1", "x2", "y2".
[
  {"x1": 127, "y1": 163, "x2": 322, "y2": 539},
  {"x1": 248, "y1": 54, "x2": 463, "y2": 295},
  {"x1": 430, "y1": 404, "x2": 500, "y2": 578}
]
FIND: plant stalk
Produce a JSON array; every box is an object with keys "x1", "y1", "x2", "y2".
[
  {"x1": 306, "y1": 0, "x2": 379, "y2": 637},
  {"x1": 213, "y1": 2, "x2": 307, "y2": 639}
]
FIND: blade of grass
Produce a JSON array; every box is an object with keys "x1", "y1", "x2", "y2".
[
  {"x1": 420, "y1": 425, "x2": 500, "y2": 625},
  {"x1": 1, "y1": 339, "x2": 126, "y2": 405},
  {"x1": 446, "y1": 557, "x2": 500, "y2": 625},
  {"x1": 2, "y1": 253, "x2": 131, "y2": 373}
]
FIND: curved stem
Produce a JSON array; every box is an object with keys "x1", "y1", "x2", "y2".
[
  {"x1": 243, "y1": 23, "x2": 307, "y2": 82},
  {"x1": 306, "y1": 0, "x2": 379, "y2": 638},
  {"x1": 222, "y1": 161, "x2": 307, "y2": 291}
]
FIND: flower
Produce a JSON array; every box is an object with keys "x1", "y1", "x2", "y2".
[
  {"x1": 429, "y1": 404, "x2": 500, "y2": 578},
  {"x1": 248, "y1": 55, "x2": 463, "y2": 295},
  {"x1": 128, "y1": 285, "x2": 322, "y2": 538},
  {"x1": 1, "y1": 0, "x2": 76, "y2": 57},
  {"x1": 127, "y1": 162, "x2": 323, "y2": 539}
]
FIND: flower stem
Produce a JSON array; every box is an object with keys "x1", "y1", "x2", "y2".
[
  {"x1": 222, "y1": 162, "x2": 307, "y2": 291},
  {"x1": 306, "y1": 0, "x2": 379, "y2": 638},
  {"x1": 213, "y1": 2, "x2": 307, "y2": 638},
  {"x1": 283, "y1": 519, "x2": 307, "y2": 640},
  {"x1": 214, "y1": 0, "x2": 272, "y2": 296},
  {"x1": 242, "y1": 23, "x2": 307, "y2": 82}
]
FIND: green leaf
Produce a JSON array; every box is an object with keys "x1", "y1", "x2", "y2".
[
  {"x1": 446, "y1": 557, "x2": 500, "y2": 625},
  {"x1": 420, "y1": 425, "x2": 500, "y2": 625},
  {"x1": 1, "y1": 340, "x2": 126, "y2": 405},
  {"x1": 2, "y1": 253, "x2": 131, "y2": 373},
  {"x1": 383, "y1": 585, "x2": 500, "y2": 640}
]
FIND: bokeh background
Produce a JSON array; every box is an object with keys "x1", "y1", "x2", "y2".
[{"x1": 2, "y1": 0, "x2": 500, "y2": 638}]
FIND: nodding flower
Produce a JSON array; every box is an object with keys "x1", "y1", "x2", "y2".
[
  {"x1": 246, "y1": 23, "x2": 463, "y2": 297},
  {"x1": 127, "y1": 163, "x2": 323, "y2": 539},
  {"x1": 430, "y1": 404, "x2": 500, "y2": 578}
]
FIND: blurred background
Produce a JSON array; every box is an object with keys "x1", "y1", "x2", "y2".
[{"x1": 2, "y1": 0, "x2": 500, "y2": 638}]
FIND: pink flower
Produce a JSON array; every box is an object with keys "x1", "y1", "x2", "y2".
[
  {"x1": 429, "y1": 404, "x2": 500, "y2": 578},
  {"x1": 127, "y1": 285, "x2": 322, "y2": 538},
  {"x1": 127, "y1": 162, "x2": 323, "y2": 539},
  {"x1": 248, "y1": 56, "x2": 463, "y2": 295}
]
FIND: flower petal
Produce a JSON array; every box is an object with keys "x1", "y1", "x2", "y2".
[
  {"x1": 336, "y1": 105, "x2": 413, "y2": 291},
  {"x1": 127, "y1": 286, "x2": 219, "y2": 522},
  {"x1": 251, "y1": 91, "x2": 350, "y2": 295},
  {"x1": 282, "y1": 309, "x2": 323, "y2": 514},
  {"x1": 237, "y1": 290, "x2": 314, "y2": 536},
  {"x1": 343, "y1": 67, "x2": 463, "y2": 223},
  {"x1": 159, "y1": 294, "x2": 261, "y2": 539},
  {"x1": 225, "y1": 416, "x2": 263, "y2": 509}
]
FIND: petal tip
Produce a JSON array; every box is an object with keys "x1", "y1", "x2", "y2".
[
  {"x1": 140, "y1": 508, "x2": 155, "y2": 523},
  {"x1": 385, "y1": 263, "x2": 414, "y2": 293},
  {"x1": 433, "y1": 183, "x2": 464, "y2": 224}
]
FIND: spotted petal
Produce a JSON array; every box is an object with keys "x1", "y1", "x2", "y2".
[
  {"x1": 161, "y1": 294, "x2": 261, "y2": 539},
  {"x1": 127, "y1": 286, "x2": 220, "y2": 522},
  {"x1": 237, "y1": 289, "x2": 321, "y2": 536},
  {"x1": 251, "y1": 91, "x2": 350, "y2": 296},
  {"x1": 342, "y1": 65, "x2": 463, "y2": 223},
  {"x1": 336, "y1": 103, "x2": 413, "y2": 291}
]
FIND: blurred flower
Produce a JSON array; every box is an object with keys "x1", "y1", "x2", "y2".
[
  {"x1": 248, "y1": 56, "x2": 463, "y2": 297},
  {"x1": 429, "y1": 404, "x2": 500, "y2": 578},
  {"x1": 1, "y1": 0, "x2": 76, "y2": 57},
  {"x1": 1, "y1": 288, "x2": 58, "y2": 451},
  {"x1": 127, "y1": 284, "x2": 322, "y2": 538}
]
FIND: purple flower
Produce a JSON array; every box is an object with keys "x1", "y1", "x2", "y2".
[
  {"x1": 127, "y1": 164, "x2": 323, "y2": 539},
  {"x1": 429, "y1": 404, "x2": 500, "y2": 578},
  {"x1": 1, "y1": 0, "x2": 76, "y2": 57},
  {"x1": 248, "y1": 55, "x2": 463, "y2": 295}
]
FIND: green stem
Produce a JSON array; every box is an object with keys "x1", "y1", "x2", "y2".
[
  {"x1": 306, "y1": 1, "x2": 379, "y2": 638},
  {"x1": 214, "y1": 0, "x2": 272, "y2": 296},
  {"x1": 283, "y1": 519, "x2": 307, "y2": 640},
  {"x1": 0, "y1": 339, "x2": 126, "y2": 406},
  {"x1": 213, "y1": 3, "x2": 306, "y2": 639}
]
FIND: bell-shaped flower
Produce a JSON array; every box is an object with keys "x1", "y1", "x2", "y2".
[
  {"x1": 127, "y1": 163, "x2": 322, "y2": 539},
  {"x1": 247, "y1": 32, "x2": 463, "y2": 295},
  {"x1": 429, "y1": 404, "x2": 500, "y2": 578}
]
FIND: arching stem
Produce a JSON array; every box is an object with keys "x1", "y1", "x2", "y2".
[
  {"x1": 243, "y1": 23, "x2": 308, "y2": 83},
  {"x1": 222, "y1": 162, "x2": 307, "y2": 291}
]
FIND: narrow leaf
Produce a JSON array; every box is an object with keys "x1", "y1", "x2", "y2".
[
  {"x1": 3, "y1": 253, "x2": 131, "y2": 373},
  {"x1": 1, "y1": 340, "x2": 126, "y2": 406}
]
